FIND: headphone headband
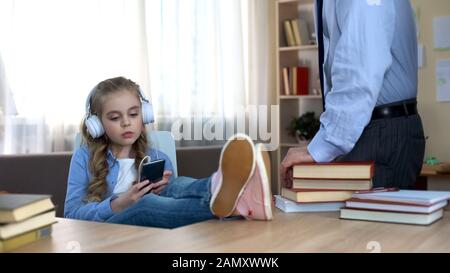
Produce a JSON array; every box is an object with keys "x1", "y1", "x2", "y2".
[
  {"x1": 84, "y1": 82, "x2": 154, "y2": 138},
  {"x1": 85, "y1": 86, "x2": 149, "y2": 115}
]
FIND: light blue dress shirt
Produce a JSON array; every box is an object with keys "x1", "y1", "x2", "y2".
[{"x1": 308, "y1": 0, "x2": 418, "y2": 163}]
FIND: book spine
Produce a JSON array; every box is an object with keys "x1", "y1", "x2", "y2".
[
  {"x1": 0, "y1": 225, "x2": 52, "y2": 252},
  {"x1": 290, "y1": 19, "x2": 301, "y2": 46},
  {"x1": 284, "y1": 20, "x2": 296, "y2": 47},
  {"x1": 282, "y1": 67, "x2": 290, "y2": 95},
  {"x1": 291, "y1": 67, "x2": 297, "y2": 95},
  {"x1": 296, "y1": 66, "x2": 309, "y2": 95}
]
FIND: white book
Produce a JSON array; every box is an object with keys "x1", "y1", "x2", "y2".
[
  {"x1": 292, "y1": 18, "x2": 310, "y2": 45},
  {"x1": 290, "y1": 19, "x2": 301, "y2": 46},
  {"x1": 340, "y1": 208, "x2": 444, "y2": 226},
  {"x1": 283, "y1": 20, "x2": 296, "y2": 47},
  {"x1": 352, "y1": 190, "x2": 450, "y2": 206},
  {"x1": 282, "y1": 67, "x2": 290, "y2": 95},
  {"x1": 275, "y1": 195, "x2": 344, "y2": 213},
  {"x1": 0, "y1": 210, "x2": 55, "y2": 240},
  {"x1": 290, "y1": 67, "x2": 297, "y2": 95},
  {"x1": 345, "y1": 199, "x2": 448, "y2": 214}
]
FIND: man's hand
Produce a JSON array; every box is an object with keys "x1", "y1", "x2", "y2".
[{"x1": 280, "y1": 146, "x2": 315, "y2": 188}]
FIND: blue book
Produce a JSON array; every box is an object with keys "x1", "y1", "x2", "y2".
[{"x1": 352, "y1": 190, "x2": 450, "y2": 206}]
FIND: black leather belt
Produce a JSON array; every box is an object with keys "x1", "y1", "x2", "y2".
[{"x1": 371, "y1": 99, "x2": 418, "y2": 121}]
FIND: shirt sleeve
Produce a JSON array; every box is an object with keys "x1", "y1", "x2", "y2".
[
  {"x1": 64, "y1": 147, "x2": 114, "y2": 221},
  {"x1": 308, "y1": 0, "x2": 395, "y2": 162}
]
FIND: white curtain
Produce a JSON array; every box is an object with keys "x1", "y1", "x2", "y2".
[
  {"x1": 0, "y1": 0, "x2": 274, "y2": 154},
  {"x1": 243, "y1": 0, "x2": 276, "y2": 146},
  {"x1": 0, "y1": 0, "x2": 151, "y2": 154},
  {"x1": 146, "y1": 0, "x2": 246, "y2": 147},
  {"x1": 146, "y1": 0, "x2": 274, "y2": 146},
  {"x1": 0, "y1": 53, "x2": 18, "y2": 154},
  {"x1": 244, "y1": 0, "x2": 275, "y2": 108},
  {"x1": 147, "y1": 0, "x2": 246, "y2": 119}
]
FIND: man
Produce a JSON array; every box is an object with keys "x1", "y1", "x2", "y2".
[{"x1": 281, "y1": 0, "x2": 426, "y2": 189}]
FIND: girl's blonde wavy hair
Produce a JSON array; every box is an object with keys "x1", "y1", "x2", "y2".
[{"x1": 81, "y1": 77, "x2": 148, "y2": 202}]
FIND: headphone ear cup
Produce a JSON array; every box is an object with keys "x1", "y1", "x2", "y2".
[
  {"x1": 85, "y1": 115, "x2": 104, "y2": 138},
  {"x1": 141, "y1": 101, "x2": 154, "y2": 124}
]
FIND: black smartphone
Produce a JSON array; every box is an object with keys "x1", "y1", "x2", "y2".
[{"x1": 139, "y1": 159, "x2": 166, "y2": 184}]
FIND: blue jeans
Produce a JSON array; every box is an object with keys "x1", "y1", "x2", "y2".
[{"x1": 106, "y1": 176, "x2": 215, "y2": 228}]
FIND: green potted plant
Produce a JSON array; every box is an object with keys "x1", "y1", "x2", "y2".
[{"x1": 287, "y1": 112, "x2": 320, "y2": 144}]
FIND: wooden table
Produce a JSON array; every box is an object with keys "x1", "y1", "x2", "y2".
[{"x1": 12, "y1": 209, "x2": 450, "y2": 253}]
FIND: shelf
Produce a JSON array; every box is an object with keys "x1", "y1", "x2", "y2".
[
  {"x1": 280, "y1": 142, "x2": 309, "y2": 148},
  {"x1": 175, "y1": 145, "x2": 223, "y2": 151},
  {"x1": 278, "y1": 0, "x2": 314, "y2": 4},
  {"x1": 280, "y1": 95, "x2": 322, "y2": 100},
  {"x1": 279, "y1": 45, "x2": 318, "y2": 52}
]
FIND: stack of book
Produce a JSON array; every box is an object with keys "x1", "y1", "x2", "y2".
[
  {"x1": 277, "y1": 162, "x2": 374, "y2": 213},
  {"x1": 340, "y1": 190, "x2": 450, "y2": 225},
  {"x1": 0, "y1": 194, "x2": 56, "y2": 252}
]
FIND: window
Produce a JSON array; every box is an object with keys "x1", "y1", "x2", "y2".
[{"x1": 0, "y1": 0, "x2": 273, "y2": 154}]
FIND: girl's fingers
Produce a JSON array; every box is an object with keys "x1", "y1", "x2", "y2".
[
  {"x1": 152, "y1": 184, "x2": 168, "y2": 195},
  {"x1": 138, "y1": 184, "x2": 153, "y2": 197},
  {"x1": 136, "y1": 180, "x2": 150, "y2": 190},
  {"x1": 152, "y1": 187, "x2": 163, "y2": 195},
  {"x1": 153, "y1": 180, "x2": 168, "y2": 188}
]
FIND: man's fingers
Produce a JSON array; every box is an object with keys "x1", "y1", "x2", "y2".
[
  {"x1": 280, "y1": 165, "x2": 286, "y2": 181},
  {"x1": 286, "y1": 169, "x2": 294, "y2": 188},
  {"x1": 281, "y1": 148, "x2": 309, "y2": 187}
]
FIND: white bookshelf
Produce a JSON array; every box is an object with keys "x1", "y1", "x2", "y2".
[
  {"x1": 279, "y1": 45, "x2": 318, "y2": 52},
  {"x1": 280, "y1": 95, "x2": 321, "y2": 100},
  {"x1": 274, "y1": 0, "x2": 323, "y2": 194}
]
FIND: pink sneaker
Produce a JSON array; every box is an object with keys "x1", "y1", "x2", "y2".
[
  {"x1": 210, "y1": 134, "x2": 256, "y2": 218},
  {"x1": 235, "y1": 143, "x2": 273, "y2": 220}
]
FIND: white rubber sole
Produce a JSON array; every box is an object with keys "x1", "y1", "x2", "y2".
[
  {"x1": 255, "y1": 143, "x2": 273, "y2": 220},
  {"x1": 210, "y1": 134, "x2": 256, "y2": 217}
]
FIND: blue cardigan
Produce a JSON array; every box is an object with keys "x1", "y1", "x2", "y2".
[{"x1": 64, "y1": 145, "x2": 173, "y2": 221}]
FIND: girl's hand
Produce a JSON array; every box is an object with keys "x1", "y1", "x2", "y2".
[
  {"x1": 151, "y1": 170, "x2": 172, "y2": 195},
  {"x1": 110, "y1": 180, "x2": 155, "y2": 212}
]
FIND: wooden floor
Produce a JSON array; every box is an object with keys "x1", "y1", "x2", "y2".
[{"x1": 11, "y1": 208, "x2": 450, "y2": 253}]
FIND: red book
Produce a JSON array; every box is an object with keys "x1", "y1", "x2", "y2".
[
  {"x1": 296, "y1": 66, "x2": 309, "y2": 95},
  {"x1": 293, "y1": 161, "x2": 375, "y2": 180}
]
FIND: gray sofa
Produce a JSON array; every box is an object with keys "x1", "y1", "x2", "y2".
[{"x1": 0, "y1": 148, "x2": 222, "y2": 217}]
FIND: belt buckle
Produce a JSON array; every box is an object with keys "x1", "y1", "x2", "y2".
[{"x1": 402, "y1": 102, "x2": 409, "y2": 117}]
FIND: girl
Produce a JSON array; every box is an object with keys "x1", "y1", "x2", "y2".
[{"x1": 64, "y1": 77, "x2": 272, "y2": 228}]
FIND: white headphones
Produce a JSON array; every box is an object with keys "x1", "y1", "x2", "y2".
[{"x1": 85, "y1": 85, "x2": 154, "y2": 138}]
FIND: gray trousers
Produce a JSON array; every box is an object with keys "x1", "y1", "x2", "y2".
[{"x1": 338, "y1": 114, "x2": 426, "y2": 189}]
